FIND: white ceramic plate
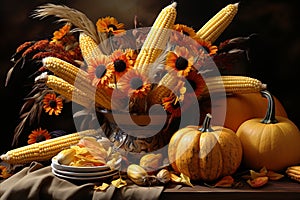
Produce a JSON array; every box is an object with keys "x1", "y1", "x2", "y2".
[
  {"x1": 51, "y1": 163, "x2": 120, "y2": 177},
  {"x1": 52, "y1": 169, "x2": 119, "y2": 181},
  {"x1": 51, "y1": 156, "x2": 122, "y2": 173}
]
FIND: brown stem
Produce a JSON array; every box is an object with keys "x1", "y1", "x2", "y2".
[
  {"x1": 199, "y1": 113, "x2": 214, "y2": 132},
  {"x1": 260, "y1": 90, "x2": 278, "y2": 124}
]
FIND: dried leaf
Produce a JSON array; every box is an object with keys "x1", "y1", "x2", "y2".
[
  {"x1": 266, "y1": 170, "x2": 284, "y2": 181},
  {"x1": 179, "y1": 173, "x2": 193, "y2": 187},
  {"x1": 247, "y1": 176, "x2": 269, "y2": 188},
  {"x1": 250, "y1": 169, "x2": 266, "y2": 179},
  {"x1": 259, "y1": 166, "x2": 268, "y2": 175},
  {"x1": 111, "y1": 177, "x2": 127, "y2": 188},
  {"x1": 94, "y1": 183, "x2": 110, "y2": 191},
  {"x1": 214, "y1": 175, "x2": 234, "y2": 188},
  {"x1": 170, "y1": 173, "x2": 181, "y2": 183}
]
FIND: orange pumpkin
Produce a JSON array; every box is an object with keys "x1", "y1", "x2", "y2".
[
  {"x1": 236, "y1": 90, "x2": 300, "y2": 171},
  {"x1": 168, "y1": 113, "x2": 243, "y2": 182},
  {"x1": 199, "y1": 92, "x2": 288, "y2": 132}
]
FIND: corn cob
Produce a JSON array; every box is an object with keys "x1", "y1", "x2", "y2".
[
  {"x1": 134, "y1": 2, "x2": 177, "y2": 76},
  {"x1": 0, "y1": 129, "x2": 98, "y2": 165},
  {"x1": 79, "y1": 32, "x2": 103, "y2": 66},
  {"x1": 42, "y1": 56, "x2": 112, "y2": 109},
  {"x1": 196, "y1": 3, "x2": 239, "y2": 43},
  {"x1": 203, "y1": 75, "x2": 267, "y2": 95},
  {"x1": 148, "y1": 72, "x2": 181, "y2": 105},
  {"x1": 45, "y1": 75, "x2": 92, "y2": 108}
]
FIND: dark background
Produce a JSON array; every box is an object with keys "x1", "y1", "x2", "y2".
[{"x1": 0, "y1": 0, "x2": 299, "y2": 153}]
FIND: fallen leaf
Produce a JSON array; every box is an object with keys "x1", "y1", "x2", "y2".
[
  {"x1": 170, "y1": 173, "x2": 193, "y2": 187},
  {"x1": 214, "y1": 175, "x2": 234, "y2": 188},
  {"x1": 266, "y1": 170, "x2": 284, "y2": 181},
  {"x1": 111, "y1": 177, "x2": 127, "y2": 188},
  {"x1": 247, "y1": 176, "x2": 269, "y2": 188},
  {"x1": 94, "y1": 183, "x2": 110, "y2": 191}
]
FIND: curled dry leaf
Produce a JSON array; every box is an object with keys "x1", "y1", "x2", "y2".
[
  {"x1": 242, "y1": 166, "x2": 284, "y2": 181},
  {"x1": 170, "y1": 173, "x2": 193, "y2": 187},
  {"x1": 111, "y1": 177, "x2": 127, "y2": 188},
  {"x1": 214, "y1": 175, "x2": 234, "y2": 188},
  {"x1": 266, "y1": 170, "x2": 284, "y2": 181},
  {"x1": 94, "y1": 183, "x2": 110, "y2": 191},
  {"x1": 247, "y1": 176, "x2": 269, "y2": 188}
]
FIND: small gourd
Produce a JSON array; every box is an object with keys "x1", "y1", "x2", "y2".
[
  {"x1": 236, "y1": 90, "x2": 300, "y2": 171},
  {"x1": 168, "y1": 113, "x2": 243, "y2": 182}
]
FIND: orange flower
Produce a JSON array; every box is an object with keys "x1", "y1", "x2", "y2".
[
  {"x1": 0, "y1": 165, "x2": 12, "y2": 179},
  {"x1": 173, "y1": 24, "x2": 196, "y2": 37},
  {"x1": 27, "y1": 128, "x2": 51, "y2": 144},
  {"x1": 165, "y1": 46, "x2": 195, "y2": 77},
  {"x1": 162, "y1": 94, "x2": 192, "y2": 118},
  {"x1": 43, "y1": 93, "x2": 63, "y2": 115},
  {"x1": 96, "y1": 16, "x2": 125, "y2": 36},
  {"x1": 116, "y1": 69, "x2": 151, "y2": 98},
  {"x1": 193, "y1": 37, "x2": 218, "y2": 56},
  {"x1": 87, "y1": 55, "x2": 114, "y2": 87},
  {"x1": 110, "y1": 49, "x2": 135, "y2": 81},
  {"x1": 184, "y1": 70, "x2": 206, "y2": 98},
  {"x1": 51, "y1": 23, "x2": 71, "y2": 42},
  {"x1": 162, "y1": 96, "x2": 181, "y2": 117}
]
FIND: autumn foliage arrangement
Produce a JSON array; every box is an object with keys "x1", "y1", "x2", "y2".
[{"x1": 2, "y1": 1, "x2": 300, "y2": 190}]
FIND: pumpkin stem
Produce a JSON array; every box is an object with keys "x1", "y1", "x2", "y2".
[
  {"x1": 260, "y1": 90, "x2": 278, "y2": 124},
  {"x1": 199, "y1": 113, "x2": 214, "y2": 132}
]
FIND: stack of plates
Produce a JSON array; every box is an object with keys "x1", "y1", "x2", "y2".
[{"x1": 51, "y1": 156, "x2": 121, "y2": 181}]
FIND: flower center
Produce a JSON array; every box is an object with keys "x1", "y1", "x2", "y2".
[
  {"x1": 95, "y1": 65, "x2": 107, "y2": 78},
  {"x1": 203, "y1": 46, "x2": 210, "y2": 53},
  {"x1": 130, "y1": 77, "x2": 144, "y2": 90},
  {"x1": 175, "y1": 56, "x2": 188, "y2": 70},
  {"x1": 36, "y1": 134, "x2": 46, "y2": 143},
  {"x1": 114, "y1": 59, "x2": 127, "y2": 72},
  {"x1": 49, "y1": 100, "x2": 57, "y2": 108},
  {"x1": 172, "y1": 101, "x2": 180, "y2": 109},
  {"x1": 108, "y1": 24, "x2": 117, "y2": 31},
  {"x1": 182, "y1": 31, "x2": 190, "y2": 36}
]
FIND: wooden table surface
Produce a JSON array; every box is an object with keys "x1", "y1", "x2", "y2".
[{"x1": 161, "y1": 178, "x2": 300, "y2": 200}]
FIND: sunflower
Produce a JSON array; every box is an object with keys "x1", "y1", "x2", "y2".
[
  {"x1": 87, "y1": 55, "x2": 114, "y2": 87},
  {"x1": 170, "y1": 24, "x2": 196, "y2": 47},
  {"x1": 27, "y1": 128, "x2": 51, "y2": 144},
  {"x1": 96, "y1": 16, "x2": 125, "y2": 36},
  {"x1": 51, "y1": 23, "x2": 71, "y2": 42},
  {"x1": 162, "y1": 94, "x2": 192, "y2": 118},
  {"x1": 193, "y1": 37, "x2": 218, "y2": 56},
  {"x1": 173, "y1": 24, "x2": 196, "y2": 37},
  {"x1": 43, "y1": 93, "x2": 63, "y2": 115},
  {"x1": 184, "y1": 70, "x2": 206, "y2": 98},
  {"x1": 165, "y1": 46, "x2": 195, "y2": 77},
  {"x1": 110, "y1": 49, "x2": 135, "y2": 81},
  {"x1": 116, "y1": 69, "x2": 151, "y2": 98}
]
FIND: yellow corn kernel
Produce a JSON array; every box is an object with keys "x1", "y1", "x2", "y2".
[
  {"x1": 0, "y1": 129, "x2": 98, "y2": 165},
  {"x1": 79, "y1": 32, "x2": 103, "y2": 66},
  {"x1": 134, "y1": 2, "x2": 177, "y2": 76},
  {"x1": 203, "y1": 75, "x2": 267, "y2": 95},
  {"x1": 42, "y1": 56, "x2": 112, "y2": 109},
  {"x1": 46, "y1": 75, "x2": 92, "y2": 108},
  {"x1": 196, "y1": 3, "x2": 239, "y2": 43},
  {"x1": 148, "y1": 72, "x2": 181, "y2": 105}
]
